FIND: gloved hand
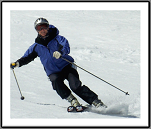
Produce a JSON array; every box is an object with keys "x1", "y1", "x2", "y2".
[
  {"x1": 53, "y1": 51, "x2": 61, "y2": 59},
  {"x1": 10, "y1": 62, "x2": 19, "y2": 69}
]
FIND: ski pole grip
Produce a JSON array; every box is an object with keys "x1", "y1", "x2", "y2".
[{"x1": 12, "y1": 62, "x2": 16, "y2": 66}]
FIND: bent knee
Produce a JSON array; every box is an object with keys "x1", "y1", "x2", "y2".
[
  {"x1": 49, "y1": 74, "x2": 60, "y2": 82},
  {"x1": 70, "y1": 81, "x2": 82, "y2": 92}
]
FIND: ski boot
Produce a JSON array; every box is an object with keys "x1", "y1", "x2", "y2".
[
  {"x1": 66, "y1": 94, "x2": 84, "y2": 112},
  {"x1": 92, "y1": 98, "x2": 107, "y2": 108}
]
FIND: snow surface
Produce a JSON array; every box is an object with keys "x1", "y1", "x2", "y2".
[{"x1": 8, "y1": 9, "x2": 143, "y2": 126}]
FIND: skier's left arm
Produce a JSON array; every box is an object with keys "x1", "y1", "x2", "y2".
[
  {"x1": 53, "y1": 36, "x2": 70, "y2": 59},
  {"x1": 58, "y1": 36, "x2": 70, "y2": 55}
]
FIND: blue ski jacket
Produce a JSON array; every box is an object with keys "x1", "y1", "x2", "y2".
[{"x1": 17, "y1": 25, "x2": 74, "y2": 76}]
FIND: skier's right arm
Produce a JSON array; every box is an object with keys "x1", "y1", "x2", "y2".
[{"x1": 10, "y1": 44, "x2": 38, "y2": 69}]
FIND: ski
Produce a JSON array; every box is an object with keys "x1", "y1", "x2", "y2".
[
  {"x1": 67, "y1": 105, "x2": 88, "y2": 112},
  {"x1": 67, "y1": 104, "x2": 108, "y2": 113}
]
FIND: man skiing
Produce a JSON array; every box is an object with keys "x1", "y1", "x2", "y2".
[{"x1": 10, "y1": 18, "x2": 106, "y2": 112}]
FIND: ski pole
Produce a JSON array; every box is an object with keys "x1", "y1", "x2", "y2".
[
  {"x1": 12, "y1": 69, "x2": 25, "y2": 100},
  {"x1": 61, "y1": 57, "x2": 129, "y2": 95}
]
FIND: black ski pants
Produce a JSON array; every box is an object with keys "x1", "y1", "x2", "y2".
[{"x1": 49, "y1": 64, "x2": 98, "y2": 105}]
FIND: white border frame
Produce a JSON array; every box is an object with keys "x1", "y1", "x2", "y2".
[{"x1": 2, "y1": 2, "x2": 149, "y2": 127}]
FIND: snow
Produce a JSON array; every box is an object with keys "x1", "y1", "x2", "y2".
[{"x1": 2, "y1": 2, "x2": 149, "y2": 127}]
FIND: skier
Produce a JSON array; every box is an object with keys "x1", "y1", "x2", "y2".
[{"x1": 10, "y1": 18, "x2": 106, "y2": 112}]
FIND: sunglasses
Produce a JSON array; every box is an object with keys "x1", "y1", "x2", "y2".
[{"x1": 36, "y1": 24, "x2": 48, "y2": 31}]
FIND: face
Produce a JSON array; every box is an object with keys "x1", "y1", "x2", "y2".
[{"x1": 36, "y1": 24, "x2": 49, "y2": 37}]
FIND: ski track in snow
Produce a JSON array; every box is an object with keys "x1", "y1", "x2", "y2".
[
  {"x1": 10, "y1": 10, "x2": 140, "y2": 120},
  {"x1": 31, "y1": 101, "x2": 138, "y2": 118}
]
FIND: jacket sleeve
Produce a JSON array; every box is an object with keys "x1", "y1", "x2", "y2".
[
  {"x1": 56, "y1": 36, "x2": 70, "y2": 56},
  {"x1": 17, "y1": 44, "x2": 38, "y2": 67}
]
